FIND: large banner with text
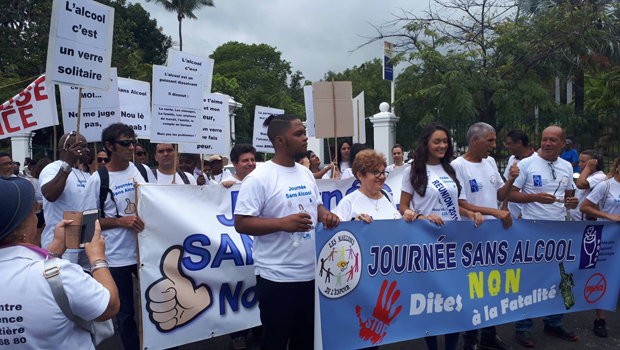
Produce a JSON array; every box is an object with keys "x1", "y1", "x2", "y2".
[{"x1": 315, "y1": 219, "x2": 620, "y2": 350}]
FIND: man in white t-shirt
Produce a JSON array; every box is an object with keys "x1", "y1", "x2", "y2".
[
  {"x1": 502, "y1": 129, "x2": 536, "y2": 218},
  {"x1": 0, "y1": 152, "x2": 15, "y2": 178},
  {"x1": 209, "y1": 154, "x2": 232, "y2": 183},
  {"x1": 452, "y1": 123, "x2": 518, "y2": 350},
  {"x1": 40, "y1": 132, "x2": 91, "y2": 265},
  {"x1": 153, "y1": 143, "x2": 197, "y2": 185},
  {"x1": 235, "y1": 114, "x2": 340, "y2": 350},
  {"x1": 509, "y1": 126, "x2": 579, "y2": 347},
  {"x1": 80, "y1": 123, "x2": 146, "y2": 350},
  {"x1": 221, "y1": 143, "x2": 256, "y2": 188}
]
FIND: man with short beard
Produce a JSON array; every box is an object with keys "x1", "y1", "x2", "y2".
[{"x1": 153, "y1": 144, "x2": 196, "y2": 185}]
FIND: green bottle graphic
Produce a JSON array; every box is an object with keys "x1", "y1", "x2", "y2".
[{"x1": 559, "y1": 261, "x2": 575, "y2": 310}]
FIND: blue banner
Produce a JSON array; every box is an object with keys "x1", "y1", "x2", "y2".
[{"x1": 315, "y1": 219, "x2": 620, "y2": 350}]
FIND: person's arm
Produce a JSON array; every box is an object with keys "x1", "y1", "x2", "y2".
[
  {"x1": 42, "y1": 142, "x2": 86, "y2": 202},
  {"x1": 235, "y1": 214, "x2": 312, "y2": 236},
  {"x1": 85, "y1": 221, "x2": 120, "y2": 321},
  {"x1": 318, "y1": 204, "x2": 340, "y2": 228},
  {"x1": 508, "y1": 186, "x2": 555, "y2": 204},
  {"x1": 580, "y1": 199, "x2": 620, "y2": 222},
  {"x1": 576, "y1": 159, "x2": 598, "y2": 189},
  {"x1": 99, "y1": 216, "x2": 145, "y2": 232},
  {"x1": 314, "y1": 165, "x2": 332, "y2": 179},
  {"x1": 459, "y1": 200, "x2": 512, "y2": 229},
  {"x1": 459, "y1": 206, "x2": 484, "y2": 227}
]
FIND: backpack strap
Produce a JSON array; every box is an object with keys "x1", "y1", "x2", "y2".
[
  {"x1": 177, "y1": 170, "x2": 190, "y2": 184},
  {"x1": 380, "y1": 189, "x2": 392, "y2": 204},
  {"x1": 97, "y1": 167, "x2": 121, "y2": 218},
  {"x1": 601, "y1": 180, "x2": 611, "y2": 211},
  {"x1": 135, "y1": 163, "x2": 149, "y2": 183},
  {"x1": 152, "y1": 168, "x2": 158, "y2": 180}
]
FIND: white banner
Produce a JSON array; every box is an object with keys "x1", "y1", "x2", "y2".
[
  {"x1": 46, "y1": 0, "x2": 114, "y2": 90},
  {"x1": 180, "y1": 93, "x2": 227, "y2": 155},
  {"x1": 0, "y1": 75, "x2": 59, "y2": 140},
  {"x1": 252, "y1": 106, "x2": 284, "y2": 154},
  {"x1": 304, "y1": 85, "x2": 316, "y2": 137},
  {"x1": 151, "y1": 65, "x2": 203, "y2": 143},
  {"x1": 61, "y1": 68, "x2": 120, "y2": 142},
  {"x1": 136, "y1": 165, "x2": 407, "y2": 349},
  {"x1": 118, "y1": 78, "x2": 151, "y2": 139},
  {"x1": 167, "y1": 49, "x2": 214, "y2": 93}
]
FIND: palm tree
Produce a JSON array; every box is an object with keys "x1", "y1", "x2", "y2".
[{"x1": 146, "y1": 0, "x2": 215, "y2": 51}]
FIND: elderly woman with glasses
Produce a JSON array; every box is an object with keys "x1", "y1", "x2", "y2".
[
  {"x1": 0, "y1": 177, "x2": 119, "y2": 349},
  {"x1": 334, "y1": 149, "x2": 401, "y2": 223}
]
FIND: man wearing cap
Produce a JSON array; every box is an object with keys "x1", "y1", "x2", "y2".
[
  {"x1": 40, "y1": 133, "x2": 91, "y2": 266},
  {"x1": 561, "y1": 139, "x2": 580, "y2": 173},
  {"x1": 0, "y1": 152, "x2": 16, "y2": 178},
  {"x1": 209, "y1": 154, "x2": 232, "y2": 184}
]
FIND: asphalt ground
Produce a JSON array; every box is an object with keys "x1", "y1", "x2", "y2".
[{"x1": 97, "y1": 276, "x2": 620, "y2": 350}]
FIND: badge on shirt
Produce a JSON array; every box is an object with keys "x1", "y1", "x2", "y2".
[
  {"x1": 469, "y1": 179, "x2": 480, "y2": 193},
  {"x1": 533, "y1": 175, "x2": 543, "y2": 187}
]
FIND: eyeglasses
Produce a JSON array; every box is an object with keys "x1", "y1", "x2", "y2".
[
  {"x1": 97, "y1": 157, "x2": 110, "y2": 164},
  {"x1": 367, "y1": 170, "x2": 389, "y2": 178},
  {"x1": 504, "y1": 141, "x2": 514, "y2": 147},
  {"x1": 136, "y1": 151, "x2": 147, "y2": 156},
  {"x1": 0, "y1": 161, "x2": 15, "y2": 167},
  {"x1": 547, "y1": 163, "x2": 557, "y2": 180},
  {"x1": 114, "y1": 140, "x2": 137, "y2": 147}
]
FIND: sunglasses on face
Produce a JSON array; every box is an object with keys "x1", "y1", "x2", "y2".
[
  {"x1": 97, "y1": 157, "x2": 110, "y2": 164},
  {"x1": 136, "y1": 151, "x2": 147, "y2": 157},
  {"x1": 114, "y1": 140, "x2": 137, "y2": 147}
]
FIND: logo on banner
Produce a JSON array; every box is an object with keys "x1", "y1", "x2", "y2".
[
  {"x1": 355, "y1": 280, "x2": 402, "y2": 345},
  {"x1": 317, "y1": 230, "x2": 362, "y2": 298},
  {"x1": 579, "y1": 225, "x2": 603, "y2": 269},
  {"x1": 584, "y1": 273, "x2": 607, "y2": 303}
]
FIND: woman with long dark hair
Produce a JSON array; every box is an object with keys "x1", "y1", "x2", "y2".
[
  {"x1": 307, "y1": 150, "x2": 333, "y2": 179},
  {"x1": 322, "y1": 140, "x2": 352, "y2": 179},
  {"x1": 398, "y1": 122, "x2": 483, "y2": 350}
]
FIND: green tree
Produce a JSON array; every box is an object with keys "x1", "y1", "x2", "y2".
[{"x1": 145, "y1": 0, "x2": 214, "y2": 51}]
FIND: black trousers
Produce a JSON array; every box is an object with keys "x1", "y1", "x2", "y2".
[
  {"x1": 256, "y1": 275, "x2": 314, "y2": 350},
  {"x1": 109, "y1": 264, "x2": 140, "y2": 350},
  {"x1": 463, "y1": 326, "x2": 497, "y2": 346}
]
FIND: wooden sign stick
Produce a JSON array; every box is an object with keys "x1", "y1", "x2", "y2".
[
  {"x1": 76, "y1": 87, "x2": 82, "y2": 142},
  {"x1": 331, "y1": 79, "x2": 338, "y2": 179},
  {"x1": 173, "y1": 144, "x2": 178, "y2": 184}
]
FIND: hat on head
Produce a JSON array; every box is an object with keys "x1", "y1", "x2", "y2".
[
  {"x1": 209, "y1": 155, "x2": 222, "y2": 162},
  {"x1": 0, "y1": 177, "x2": 35, "y2": 241},
  {"x1": 566, "y1": 139, "x2": 572, "y2": 145}
]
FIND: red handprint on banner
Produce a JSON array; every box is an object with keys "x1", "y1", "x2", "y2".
[{"x1": 355, "y1": 280, "x2": 402, "y2": 345}]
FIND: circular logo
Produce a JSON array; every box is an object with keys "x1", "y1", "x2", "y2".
[
  {"x1": 317, "y1": 230, "x2": 362, "y2": 299},
  {"x1": 584, "y1": 273, "x2": 607, "y2": 303}
]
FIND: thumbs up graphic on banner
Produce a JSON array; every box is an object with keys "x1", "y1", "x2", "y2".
[{"x1": 146, "y1": 246, "x2": 213, "y2": 332}]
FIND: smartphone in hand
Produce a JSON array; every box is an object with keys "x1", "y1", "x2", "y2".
[{"x1": 79, "y1": 209, "x2": 99, "y2": 248}]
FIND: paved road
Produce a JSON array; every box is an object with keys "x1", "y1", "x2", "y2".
[{"x1": 98, "y1": 279, "x2": 620, "y2": 350}]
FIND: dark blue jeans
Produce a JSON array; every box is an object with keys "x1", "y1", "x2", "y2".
[
  {"x1": 110, "y1": 264, "x2": 140, "y2": 350},
  {"x1": 424, "y1": 333, "x2": 460, "y2": 350},
  {"x1": 463, "y1": 326, "x2": 497, "y2": 346}
]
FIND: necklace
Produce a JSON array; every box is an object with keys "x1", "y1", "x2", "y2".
[{"x1": 360, "y1": 189, "x2": 381, "y2": 211}]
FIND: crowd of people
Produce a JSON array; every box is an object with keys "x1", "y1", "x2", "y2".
[{"x1": 1, "y1": 116, "x2": 619, "y2": 350}]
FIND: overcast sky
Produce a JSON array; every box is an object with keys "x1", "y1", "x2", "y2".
[{"x1": 135, "y1": 0, "x2": 427, "y2": 82}]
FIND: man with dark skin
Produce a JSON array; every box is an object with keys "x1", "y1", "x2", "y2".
[
  {"x1": 179, "y1": 153, "x2": 205, "y2": 185},
  {"x1": 209, "y1": 155, "x2": 231, "y2": 183},
  {"x1": 41, "y1": 133, "x2": 90, "y2": 202}
]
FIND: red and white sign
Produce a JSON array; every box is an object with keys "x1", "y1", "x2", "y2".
[
  {"x1": 584, "y1": 273, "x2": 607, "y2": 303},
  {"x1": 0, "y1": 75, "x2": 59, "y2": 140}
]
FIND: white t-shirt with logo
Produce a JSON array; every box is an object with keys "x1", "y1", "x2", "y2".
[
  {"x1": 513, "y1": 153, "x2": 575, "y2": 220},
  {"x1": 155, "y1": 170, "x2": 197, "y2": 185},
  {"x1": 452, "y1": 156, "x2": 504, "y2": 219},
  {"x1": 386, "y1": 163, "x2": 405, "y2": 172},
  {"x1": 210, "y1": 169, "x2": 232, "y2": 184},
  {"x1": 235, "y1": 161, "x2": 323, "y2": 282},
  {"x1": 39, "y1": 161, "x2": 90, "y2": 265},
  {"x1": 571, "y1": 171, "x2": 606, "y2": 221},
  {"x1": 401, "y1": 163, "x2": 463, "y2": 220},
  {"x1": 322, "y1": 161, "x2": 350, "y2": 179},
  {"x1": 334, "y1": 190, "x2": 400, "y2": 221},
  {"x1": 80, "y1": 163, "x2": 146, "y2": 267},
  {"x1": 0, "y1": 246, "x2": 109, "y2": 350},
  {"x1": 503, "y1": 155, "x2": 524, "y2": 218},
  {"x1": 586, "y1": 178, "x2": 620, "y2": 219}
]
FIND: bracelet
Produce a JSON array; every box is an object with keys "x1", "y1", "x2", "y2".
[
  {"x1": 48, "y1": 250, "x2": 62, "y2": 258},
  {"x1": 89, "y1": 259, "x2": 106, "y2": 267},
  {"x1": 90, "y1": 260, "x2": 109, "y2": 274},
  {"x1": 413, "y1": 213, "x2": 422, "y2": 220}
]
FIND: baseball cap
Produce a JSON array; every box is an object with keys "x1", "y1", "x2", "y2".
[
  {"x1": 0, "y1": 177, "x2": 35, "y2": 241},
  {"x1": 209, "y1": 155, "x2": 222, "y2": 162}
]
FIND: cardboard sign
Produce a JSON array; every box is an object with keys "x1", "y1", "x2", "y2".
[
  {"x1": 352, "y1": 91, "x2": 365, "y2": 144},
  {"x1": 383, "y1": 41, "x2": 395, "y2": 81},
  {"x1": 253, "y1": 106, "x2": 284, "y2": 154},
  {"x1": 0, "y1": 75, "x2": 59, "y2": 140},
  {"x1": 180, "y1": 93, "x2": 228, "y2": 155},
  {"x1": 60, "y1": 68, "x2": 120, "y2": 142},
  {"x1": 46, "y1": 0, "x2": 115, "y2": 90},
  {"x1": 312, "y1": 81, "x2": 354, "y2": 139},
  {"x1": 167, "y1": 49, "x2": 214, "y2": 93},
  {"x1": 118, "y1": 78, "x2": 151, "y2": 139},
  {"x1": 151, "y1": 65, "x2": 203, "y2": 143},
  {"x1": 304, "y1": 85, "x2": 316, "y2": 137}
]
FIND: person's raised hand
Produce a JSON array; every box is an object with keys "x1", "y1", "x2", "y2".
[
  {"x1": 536, "y1": 193, "x2": 556, "y2": 204},
  {"x1": 493, "y1": 209, "x2": 513, "y2": 229},
  {"x1": 65, "y1": 141, "x2": 87, "y2": 166},
  {"x1": 120, "y1": 216, "x2": 145, "y2": 232},
  {"x1": 146, "y1": 246, "x2": 213, "y2": 332},
  {"x1": 586, "y1": 159, "x2": 598, "y2": 172},
  {"x1": 85, "y1": 220, "x2": 106, "y2": 262},
  {"x1": 508, "y1": 161, "x2": 519, "y2": 181},
  {"x1": 279, "y1": 213, "x2": 313, "y2": 233}
]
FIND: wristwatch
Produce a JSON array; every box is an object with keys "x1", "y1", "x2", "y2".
[
  {"x1": 60, "y1": 161, "x2": 72, "y2": 174},
  {"x1": 48, "y1": 250, "x2": 62, "y2": 258}
]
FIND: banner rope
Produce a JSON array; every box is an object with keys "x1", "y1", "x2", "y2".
[{"x1": 0, "y1": 75, "x2": 41, "y2": 90}]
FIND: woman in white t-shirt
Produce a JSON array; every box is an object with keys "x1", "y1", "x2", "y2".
[
  {"x1": 386, "y1": 144, "x2": 406, "y2": 172},
  {"x1": 334, "y1": 149, "x2": 401, "y2": 223},
  {"x1": 580, "y1": 156, "x2": 620, "y2": 338},
  {"x1": 341, "y1": 143, "x2": 369, "y2": 180},
  {"x1": 0, "y1": 177, "x2": 119, "y2": 350},
  {"x1": 398, "y1": 122, "x2": 482, "y2": 350},
  {"x1": 322, "y1": 140, "x2": 352, "y2": 179},
  {"x1": 572, "y1": 150, "x2": 607, "y2": 221}
]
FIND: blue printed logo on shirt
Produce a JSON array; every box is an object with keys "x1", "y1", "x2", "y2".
[
  {"x1": 469, "y1": 179, "x2": 480, "y2": 193},
  {"x1": 533, "y1": 175, "x2": 542, "y2": 187}
]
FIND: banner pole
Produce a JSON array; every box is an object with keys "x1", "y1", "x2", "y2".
[
  {"x1": 201, "y1": 154, "x2": 204, "y2": 174},
  {"x1": 331, "y1": 79, "x2": 338, "y2": 179},
  {"x1": 94, "y1": 143, "x2": 99, "y2": 172},
  {"x1": 76, "y1": 87, "x2": 82, "y2": 142},
  {"x1": 173, "y1": 144, "x2": 178, "y2": 184},
  {"x1": 133, "y1": 181, "x2": 144, "y2": 350},
  {"x1": 53, "y1": 125, "x2": 58, "y2": 161},
  {"x1": 356, "y1": 99, "x2": 360, "y2": 144}
]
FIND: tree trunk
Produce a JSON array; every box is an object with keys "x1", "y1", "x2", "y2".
[
  {"x1": 480, "y1": 91, "x2": 497, "y2": 127},
  {"x1": 178, "y1": 16, "x2": 183, "y2": 51},
  {"x1": 574, "y1": 68, "x2": 585, "y2": 114}
]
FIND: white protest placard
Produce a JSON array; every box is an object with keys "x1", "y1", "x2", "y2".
[
  {"x1": 352, "y1": 91, "x2": 365, "y2": 144},
  {"x1": 180, "y1": 93, "x2": 228, "y2": 155},
  {"x1": 151, "y1": 65, "x2": 202, "y2": 143},
  {"x1": 167, "y1": 49, "x2": 214, "y2": 93},
  {"x1": 46, "y1": 0, "x2": 114, "y2": 90},
  {"x1": 304, "y1": 85, "x2": 316, "y2": 137},
  {"x1": 60, "y1": 68, "x2": 120, "y2": 142},
  {"x1": 253, "y1": 106, "x2": 284, "y2": 154},
  {"x1": 0, "y1": 75, "x2": 59, "y2": 140},
  {"x1": 118, "y1": 78, "x2": 151, "y2": 139}
]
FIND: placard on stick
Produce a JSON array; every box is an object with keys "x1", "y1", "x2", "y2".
[
  {"x1": 46, "y1": 0, "x2": 114, "y2": 90},
  {"x1": 60, "y1": 68, "x2": 120, "y2": 142},
  {"x1": 167, "y1": 49, "x2": 214, "y2": 93},
  {"x1": 253, "y1": 106, "x2": 284, "y2": 154},
  {"x1": 352, "y1": 91, "x2": 365, "y2": 144},
  {"x1": 312, "y1": 81, "x2": 354, "y2": 138},
  {"x1": 180, "y1": 93, "x2": 228, "y2": 155},
  {"x1": 151, "y1": 65, "x2": 202, "y2": 143},
  {"x1": 118, "y1": 78, "x2": 151, "y2": 139},
  {"x1": 303, "y1": 85, "x2": 316, "y2": 137}
]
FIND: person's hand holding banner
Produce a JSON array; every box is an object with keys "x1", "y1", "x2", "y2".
[
  {"x1": 146, "y1": 246, "x2": 213, "y2": 332},
  {"x1": 355, "y1": 280, "x2": 402, "y2": 345}
]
